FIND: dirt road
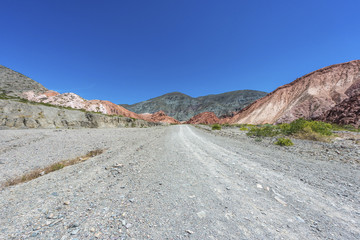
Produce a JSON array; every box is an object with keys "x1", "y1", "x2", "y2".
[{"x1": 0, "y1": 125, "x2": 359, "y2": 239}]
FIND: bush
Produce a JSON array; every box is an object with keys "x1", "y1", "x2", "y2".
[
  {"x1": 247, "y1": 125, "x2": 280, "y2": 137},
  {"x1": 239, "y1": 127, "x2": 248, "y2": 131},
  {"x1": 278, "y1": 123, "x2": 291, "y2": 135},
  {"x1": 306, "y1": 121, "x2": 332, "y2": 135},
  {"x1": 295, "y1": 126, "x2": 331, "y2": 142},
  {"x1": 245, "y1": 118, "x2": 334, "y2": 142},
  {"x1": 274, "y1": 138, "x2": 294, "y2": 146},
  {"x1": 212, "y1": 124, "x2": 221, "y2": 130},
  {"x1": 287, "y1": 118, "x2": 332, "y2": 136}
]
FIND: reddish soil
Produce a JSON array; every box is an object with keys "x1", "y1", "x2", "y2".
[{"x1": 185, "y1": 112, "x2": 220, "y2": 125}]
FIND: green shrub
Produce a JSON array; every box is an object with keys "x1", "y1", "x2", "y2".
[
  {"x1": 247, "y1": 125, "x2": 280, "y2": 137},
  {"x1": 306, "y1": 121, "x2": 332, "y2": 135},
  {"x1": 245, "y1": 118, "x2": 334, "y2": 142},
  {"x1": 278, "y1": 123, "x2": 291, "y2": 135},
  {"x1": 239, "y1": 127, "x2": 248, "y2": 131},
  {"x1": 212, "y1": 124, "x2": 221, "y2": 130},
  {"x1": 287, "y1": 118, "x2": 332, "y2": 136},
  {"x1": 295, "y1": 126, "x2": 332, "y2": 142},
  {"x1": 287, "y1": 118, "x2": 308, "y2": 135},
  {"x1": 274, "y1": 138, "x2": 294, "y2": 146}
]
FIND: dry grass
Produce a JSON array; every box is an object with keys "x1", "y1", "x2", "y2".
[
  {"x1": 294, "y1": 127, "x2": 334, "y2": 142},
  {"x1": 1, "y1": 149, "x2": 104, "y2": 189}
]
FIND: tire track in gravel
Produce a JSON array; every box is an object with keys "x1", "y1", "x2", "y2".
[
  {"x1": 182, "y1": 125, "x2": 360, "y2": 239},
  {"x1": 112, "y1": 125, "x2": 360, "y2": 240}
]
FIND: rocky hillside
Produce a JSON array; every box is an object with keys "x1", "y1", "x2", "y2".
[
  {"x1": 139, "y1": 111, "x2": 180, "y2": 124},
  {"x1": 23, "y1": 90, "x2": 141, "y2": 119},
  {"x1": 0, "y1": 65, "x2": 48, "y2": 97},
  {"x1": 0, "y1": 99, "x2": 160, "y2": 129},
  {"x1": 185, "y1": 112, "x2": 220, "y2": 125},
  {"x1": 318, "y1": 94, "x2": 360, "y2": 127},
  {"x1": 229, "y1": 60, "x2": 360, "y2": 125},
  {"x1": 0, "y1": 65, "x2": 178, "y2": 125},
  {"x1": 120, "y1": 90, "x2": 267, "y2": 121}
]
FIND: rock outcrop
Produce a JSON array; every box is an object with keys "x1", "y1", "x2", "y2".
[
  {"x1": 0, "y1": 99, "x2": 160, "y2": 129},
  {"x1": 318, "y1": 94, "x2": 360, "y2": 127},
  {"x1": 229, "y1": 60, "x2": 360, "y2": 125},
  {"x1": 139, "y1": 111, "x2": 180, "y2": 124},
  {"x1": 22, "y1": 91, "x2": 141, "y2": 119},
  {"x1": 121, "y1": 90, "x2": 267, "y2": 121},
  {"x1": 0, "y1": 65, "x2": 48, "y2": 97},
  {"x1": 185, "y1": 112, "x2": 220, "y2": 125}
]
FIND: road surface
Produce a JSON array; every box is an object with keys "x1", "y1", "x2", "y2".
[{"x1": 0, "y1": 125, "x2": 359, "y2": 239}]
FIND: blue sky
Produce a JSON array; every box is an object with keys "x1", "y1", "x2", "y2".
[{"x1": 1, "y1": 0, "x2": 359, "y2": 104}]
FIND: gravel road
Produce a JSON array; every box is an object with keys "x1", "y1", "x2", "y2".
[{"x1": 0, "y1": 125, "x2": 359, "y2": 239}]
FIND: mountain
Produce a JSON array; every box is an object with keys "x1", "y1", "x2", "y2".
[
  {"x1": 120, "y1": 90, "x2": 267, "y2": 121},
  {"x1": 0, "y1": 65, "x2": 47, "y2": 97},
  {"x1": 228, "y1": 60, "x2": 360, "y2": 125},
  {"x1": 0, "y1": 65, "x2": 178, "y2": 125}
]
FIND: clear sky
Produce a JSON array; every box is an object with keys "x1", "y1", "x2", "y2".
[{"x1": 1, "y1": 0, "x2": 359, "y2": 104}]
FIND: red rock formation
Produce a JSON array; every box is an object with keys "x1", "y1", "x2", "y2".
[
  {"x1": 185, "y1": 112, "x2": 220, "y2": 124},
  {"x1": 140, "y1": 111, "x2": 179, "y2": 124},
  {"x1": 86, "y1": 100, "x2": 140, "y2": 119},
  {"x1": 43, "y1": 90, "x2": 59, "y2": 97},
  {"x1": 318, "y1": 94, "x2": 360, "y2": 127},
  {"x1": 22, "y1": 91, "x2": 142, "y2": 119},
  {"x1": 229, "y1": 60, "x2": 360, "y2": 124}
]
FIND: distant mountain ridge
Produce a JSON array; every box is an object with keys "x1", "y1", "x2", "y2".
[{"x1": 120, "y1": 90, "x2": 267, "y2": 121}]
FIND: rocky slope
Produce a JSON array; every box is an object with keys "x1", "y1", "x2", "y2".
[
  {"x1": 318, "y1": 94, "x2": 360, "y2": 127},
  {"x1": 139, "y1": 111, "x2": 180, "y2": 124},
  {"x1": 229, "y1": 60, "x2": 360, "y2": 125},
  {"x1": 185, "y1": 112, "x2": 220, "y2": 125},
  {"x1": 23, "y1": 90, "x2": 141, "y2": 119},
  {"x1": 0, "y1": 65, "x2": 48, "y2": 97},
  {"x1": 121, "y1": 90, "x2": 267, "y2": 121},
  {"x1": 0, "y1": 99, "x2": 160, "y2": 129}
]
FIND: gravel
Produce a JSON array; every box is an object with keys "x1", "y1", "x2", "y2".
[{"x1": 0, "y1": 125, "x2": 359, "y2": 239}]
